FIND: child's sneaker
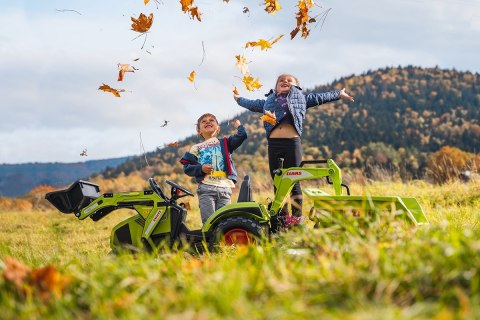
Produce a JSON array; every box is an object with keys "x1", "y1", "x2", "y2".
[{"x1": 284, "y1": 215, "x2": 305, "y2": 228}]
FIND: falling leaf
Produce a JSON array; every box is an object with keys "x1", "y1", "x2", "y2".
[
  {"x1": 180, "y1": 0, "x2": 202, "y2": 22},
  {"x1": 98, "y1": 84, "x2": 125, "y2": 97},
  {"x1": 188, "y1": 70, "x2": 196, "y2": 83},
  {"x1": 261, "y1": 110, "x2": 277, "y2": 125},
  {"x1": 133, "y1": 58, "x2": 140, "y2": 61},
  {"x1": 243, "y1": 7, "x2": 250, "y2": 15},
  {"x1": 80, "y1": 149, "x2": 88, "y2": 156},
  {"x1": 165, "y1": 141, "x2": 179, "y2": 147},
  {"x1": 235, "y1": 55, "x2": 250, "y2": 75},
  {"x1": 160, "y1": 120, "x2": 170, "y2": 127},
  {"x1": 242, "y1": 75, "x2": 262, "y2": 91},
  {"x1": 144, "y1": 0, "x2": 150, "y2": 4},
  {"x1": 131, "y1": 13, "x2": 154, "y2": 33},
  {"x1": 233, "y1": 86, "x2": 239, "y2": 95},
  {"x1": 245, "y1": 34, "x2": 284, "y2": 51},
  {"x1": 291, "y1": 0, "x2": 315, "y2": 39},
  {"x1": 118, "y1": 63, "x2": 138, "y2": 81},
  {"x1": 265, "y1": 0, "x2": 282, "y2": 14}
]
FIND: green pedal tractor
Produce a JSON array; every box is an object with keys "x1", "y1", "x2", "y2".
[{"x1": 45, "y1": 159, "x2": 428, "y2": 253}]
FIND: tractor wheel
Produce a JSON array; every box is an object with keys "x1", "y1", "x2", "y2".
[{"x1": 210, "y1": 216, "x2": 265, "y2": 250}]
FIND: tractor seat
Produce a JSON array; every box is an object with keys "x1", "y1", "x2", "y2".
[{"x1": 237, "y1": 175, "x2": 253, "y2": 202}]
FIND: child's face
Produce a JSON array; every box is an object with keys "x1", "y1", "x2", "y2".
[
  {"x1": 198, "y1": 115, "x2": 219, "y2": 139},
  {"x1": 276, "y1": 75, "x2": 297, "y2": 94}
]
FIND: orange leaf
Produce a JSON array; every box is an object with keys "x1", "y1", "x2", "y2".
[
  {"x1": 31, "y1": 265, "x2": 71, "y2": 301},
  {"x1": 291, "y1": 0, "x2": 314, "y2": 39},
  {"x1": 180, "y1": 0, "x2": 193, "y2": 12},
  {"x1": 242, "y1": 75, "x2": 262, "y2": 91},
  {"x1": 265, "y1": 0, "x2": 282, "y2": 14},
  {"x1": 131, "y1": 13, "x2": 154, "y2": 33},
  {"x1": 165, "y1": 141, "x2": 179, "y2": 147},
  {"x1": 261, "y1": 110, "x2": 277, "y2": 125},
  {"x1": 188, "y1": 70, "x2": 196, "y2": 83},
  {"x1": 233, "y1": 86, "x2": 239, "y2": 95},
  {"x1": 189, "y1": 7, "x2": 202, "y2": 21},
  {"x1": 98, "y1": 84, "x2": 125, "y2": 97},
  {"x1": 144, "y1": 0, "x2": 150, "y2": 4},
  {"x1": 117, "y1": 63, "x2": 138, "y2": 81}
]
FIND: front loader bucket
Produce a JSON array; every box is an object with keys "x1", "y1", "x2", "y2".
[
  {"x1": 303, "y1": 188, "x2": 428, "y2": 226},
  {"x1": 45, "y1": 180, "x2": 100, "y2": 214}
]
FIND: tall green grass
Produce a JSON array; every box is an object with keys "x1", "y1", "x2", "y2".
[{"x1": 1, "y1": 180, "x2": 479, "y2": 319}]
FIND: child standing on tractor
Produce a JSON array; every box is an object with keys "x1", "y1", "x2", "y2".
[
  {"x1": 233, "y1": 74, "x2": 354, "y2": 227},
  {"x1": 180, "y1": 113, "x2": 247, "y2": 224}
]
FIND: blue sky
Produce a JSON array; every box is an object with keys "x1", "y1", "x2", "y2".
[{"x1": 1, "y1": 0, "x2": 479, "y2": 164}]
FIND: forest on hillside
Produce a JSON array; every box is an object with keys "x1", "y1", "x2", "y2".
[{"x1": 98, "y1": 66, "x2": 479, "y2": 186}]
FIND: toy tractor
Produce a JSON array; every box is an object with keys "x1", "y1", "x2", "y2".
[{"x1": 45, "y1": 159, "x2": 428, "y2": 253}]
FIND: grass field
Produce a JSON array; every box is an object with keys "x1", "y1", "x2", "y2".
[{"x1": 1, "y1": 180, "x2": 479, "y2": 319}]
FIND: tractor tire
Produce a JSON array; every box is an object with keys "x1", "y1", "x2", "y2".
[{"x1": 210, "y1": 216, "x2": 265, "y2": 250}]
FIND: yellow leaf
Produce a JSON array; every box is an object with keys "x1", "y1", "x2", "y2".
[
  {"x1": 245, "y1": 34, "x2": 283, "y2": 51},
  {"x1": 144, "y1": 0, "x2": 150, "y2": 4},
  {"x1": 242, "y1": 75, "x2": 262, "y2": 91},
  {"x1": 98, "y1": 84, "x2": 125, "y2": 97},
  {"x1": 235, "y1": 55, "x2": 250, "y2": 75},
  {"x1": 188, "y1": 70, "x2": 196, "y2": 83},
  {"x1": 261, "y1": 110, "x2": 277, "y2": 125},
  {"x1": 265, "y1": 0, "x2": 282, "y2": 14}
]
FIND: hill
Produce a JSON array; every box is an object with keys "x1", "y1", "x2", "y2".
[
  {"x1": 99, "y1": 66, "x2": 479, "y2": 184},
  {"x1": 0, "y1": 157, "x2": 129, "y2": 197}
]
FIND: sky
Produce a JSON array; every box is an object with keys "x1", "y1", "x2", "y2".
[{"x1": 0, "y1": 0, "x2": 479, "y2": 164}]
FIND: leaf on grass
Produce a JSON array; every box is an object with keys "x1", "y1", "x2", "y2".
[
  {"x1": 118, "y1": 63, "x2": 138, "y2": 81},
  {"x1": 245, "y1": 34, "x2": 284, "y2": 51},
  {"x1": 242, "y1": 75, "x2": 262, "y2": 91},
  {"x1": 2, "y1": 257, "x2": 71, "y2": 302},
  {"x1": 3, "y1": 256, "x2": 30, "y2": 290},
  {"x1": 98, "y1": 84, "x2": 125, "y2": 97},
  {"x1": 31, "y1": 265, "x2": 71, "y2": 301},
  {"x1": 261, "y1": 110, "x2": 277, "y2": 125},
  {"x1": 188, "y1": 70, "x2": 196, "y2": 83},
  {"x1": 131, "y1": 13, "x2": 154, "y2": 33},
  {"x1": 235, "y1": 55, "x2": 250, "y2": 75},
  {"x1": 265, "y1": 0, "x2": 282, "y2": 14}
]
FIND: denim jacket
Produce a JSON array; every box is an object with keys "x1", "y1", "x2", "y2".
[
  {"x1": 236, "y1": 86, "x2": 340, "y2": 137},
  {"x1": 179, "y1": 125, "x2": 247, "y2": 184}
]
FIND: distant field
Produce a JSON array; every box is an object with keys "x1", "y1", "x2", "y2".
[{"x1": 0, "y1": 180, "x2": 479, "y2": 319}]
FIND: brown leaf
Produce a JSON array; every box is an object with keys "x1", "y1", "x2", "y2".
[
  {"x1": 98, "y1": 84, "x2": 125, "y2": 97},
  {"x1": 233, "y1": 86, "x2": 239, "y2": 95},
  {"x1": 131, "y1": 13, "x2": 154, "y2": 33},
  {"x1": 265, "y1": 0, "x2": 282, "y2": 14},
  {"x1": 3, "y1": 256, "x2": 31, "y2": 290},
  {"x1": 117, "y1": 63, "x2": 138, "y2": 81}
]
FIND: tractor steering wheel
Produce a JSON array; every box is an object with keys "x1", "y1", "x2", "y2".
[
  {"x1": 165, "y1": 180, "x2": 194, "y2": 202},
  {"x1": 148, "y1": 178, "x2": 169, "y2": 202}
]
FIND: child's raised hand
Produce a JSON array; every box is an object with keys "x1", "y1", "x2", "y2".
[
  {"x1": 232, "y1": 119, "x2": 241, "y2": 129},
  {"x1": 340, "y1": 88, "x2": 355, "y2": 102}
]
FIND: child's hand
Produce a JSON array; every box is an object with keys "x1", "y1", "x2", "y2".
[
  {"x1": 232, "y1": 119, "x2": 241, "y2": 129},
  {"x1": 233, "y1": 93, "x2": 239, "y2": 102},
  {"x1": 340, "y1": 88, "x2": 354, "y2": 102},
  {"x1": 202, "y1": 164, "x2": 213, "y2": 174}
]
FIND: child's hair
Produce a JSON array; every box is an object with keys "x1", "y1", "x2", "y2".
[
  {"x1": 196, "y1": 113, "x2": 219, "y2": 131},
  {"x1": 275, "y1": 73, "x2": 300, "y2": 88}
]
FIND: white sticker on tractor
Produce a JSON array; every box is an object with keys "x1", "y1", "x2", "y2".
[
  {"x1": 282, "y1": 170, "x2": 313, "y2": 181},
  {"x1": 145, "y1": 209, "x2": 163, "y2": 235},
  {"x1": 84, "y1": 202, "x2": 99, "y2": 214}
]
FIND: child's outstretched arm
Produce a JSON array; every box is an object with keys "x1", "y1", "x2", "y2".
[
  {"x1": 227, "y1": 119, "x2": 247, "y2": 152},
  {"x1": 233, "y1": 93, "x2": 265, "y2": 114},
  {"x1": 339, "y1": 88, "x2": 355, "y2": 102}
]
